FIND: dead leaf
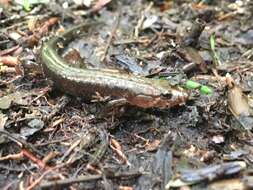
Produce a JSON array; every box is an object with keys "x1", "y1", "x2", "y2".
[
  {"x1": 118, "y1": 186, "x2": 133, "y2": 190},
  {"x1": 228, "y1": 85, "x2": 253, "y2": 130},
  {"x1": 228, "y1": 85, "x2": 252, "y2": 116},
  {"x1": 211, "y1": 135, "x2": 224, "y2": 144},
  {"x1": 0, "y1": 56, "x2": 19, "y2": 67},
  {"x1": 73, "y1": 0, "x2": 92, "y2": 6},
  {"x1": 0, "y1": 0, "x2": 10, "y2": 6},
  {"x1": 0, "y1": 96, "x2": 12, "y2": 109},
  {"x1": 20, "y1": 119, "x2": 44, "y2": 138},
  {"x1": 0, "y1": 113, "x2": 7, "y2": 130},
  {"x1": 142, "y1": 15, "x2": 158, "y2": 30},
  {"x1": 208, "y1": 178, "x2": 244, "y2": 190},
  {"x1": 166, "y1": 161, "x2": 246, "y2": 189},
  {"x1": 63, "y1": 49, "x2": 85, "y2": 68},
  {"x1": 0, "y1": 45, "x2": 21, "y2": 56},
  {"x1": 0, "y1": 113, "x2": 9, "y2": 144},
  {"x1": 91, "y1": 0, "x2": 111, "y2": 12},
  {"x1": 0, "y1": 91, "x2": 30, "y2": 109},
  {"x1": 145, "y1": 139, "x2": 160, "y2": 152}
]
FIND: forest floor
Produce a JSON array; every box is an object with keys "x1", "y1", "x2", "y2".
[{"x1": 1, "y1": 0, "x2": 253, "y2": 189}]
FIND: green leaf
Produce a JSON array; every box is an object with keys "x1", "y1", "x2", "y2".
[
  {"x1": 185, "y1": 80, "x2": 201, "y2": 89},
  {"x1": 210, "y1": 34, "x2": 221, "y2": 66},
  {"x1": 210, "y1": 34, "x2": 216, "y2": 51},
  {"x1": 15, "y1": 0, "x2": 50, "y2": 11},
  {"x1": 23, "y1": 0, "x2": 31, "y2": 11},
  {"x1": 200, "y1": 85, "x2": 213, "y2": 95},
  {"x1": 158, "y1": 76, "x2": 167, "y2": 80}
]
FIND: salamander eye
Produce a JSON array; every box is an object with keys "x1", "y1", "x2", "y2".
[{"x1": 161, "y1": 93, "x2": 172, "y2": 99}]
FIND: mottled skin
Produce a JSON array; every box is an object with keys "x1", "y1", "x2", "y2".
[{"x1": 40, "y1": 23, "x2": 188, "y2": 108}]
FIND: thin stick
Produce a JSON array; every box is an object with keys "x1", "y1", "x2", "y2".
[
  {"x1": 134, "y1": 2, "x2": 153, "y2": 38},
  {"x1": 40, "y1": 171, "x2": 141, "y2": 189},
  {"x1": 0, "y1": 130, "x2": 43, "y2": 156},
  {"x1": 101, "y1": 10, "x2": 121, "y2": 62}
]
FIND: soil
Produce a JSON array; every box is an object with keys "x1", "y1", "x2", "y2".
[{"x1": 1, "y1": 0, "x2": 253, "y2": 189}]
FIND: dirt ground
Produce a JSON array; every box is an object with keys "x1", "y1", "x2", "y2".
[{"x1": 1, "y1": 0, "x2": 253, "y2": 189}]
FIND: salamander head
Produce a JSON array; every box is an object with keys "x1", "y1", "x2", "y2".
[{"x1": 129, "y1": 88, "x2": 188, "y2": 108}]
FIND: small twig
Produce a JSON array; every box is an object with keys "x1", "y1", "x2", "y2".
[
  {"x1": 113, "y1": 38, "x2": 149, "y2": 45},
  {"x1": 42, "y1": 95, "x2": 70, "y2": 122},
  {"x1": 25, "y1": 162, "x2": 70, "y2": 189},
  {"x1": 0, "y1": 130, "x2": 44, "y2": 157},
  {"x1": 0, "y1": 75, "x2": 22, "y2": 86},
  {"x1": 39, "y1": 171, "x2": 142, "y2": 189},
  {"x1": 34, "y1": 137, "x2": 73, "y2": 147},
  {"x1": 0, "y1": 15, "x2": 21, "y2": 25},
  {"x1": 0, "y1": 66, "x2": 16, "y2": 73},
  {"x1": 58, "y1": 138, "x2": 81, "y2": 163},
  {"x1": 0, "y1": 135, "x2": 49, "y2": 169},
  {"x1": 0, "y1": 45, "x2": 20, "y2": 56},
  {"x1": 88, "y1": 129, "x2": 109, "y2": 166},
  {"x1": 26, "y1": 171, "x2": 49, "y2": 190},
  {"x1": 134, "y1": 2, "x2": 153, "y2": 38},
  {"x1": 101, "y1": 11, "x2": 121, "y2": 62},
  {"x1": 217, "y1": 10, "x2": 237, "y2": 21},
  {"x1": 8, "y1": 161, "x2": 66, "y2": 189},
  {"x1": 0, "y1": 163, "x2": 33, "y2": 172},
  {"x1": 110, "y1": 138, "x2": 130, "y2": 166},
  {"x1": 31, "y1": 86, "x2": 52, "y2": 103},
  {"x1": 21, "y1": 149, "x2": 51, "y2": 170},
  {"x1": 0, "y1": 152, "x2": 23, "y2": 161}
]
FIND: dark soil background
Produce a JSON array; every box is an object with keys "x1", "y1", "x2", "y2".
[{"x1": 1, "y1": 0, "x2": 253, "y2": 189}]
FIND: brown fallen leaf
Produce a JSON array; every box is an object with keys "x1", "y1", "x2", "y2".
[
  {"x1": 227, "y1": 85, "x2": 253, "y2": 130},
  {"x1": 191, "y1": 2, "x2": 209, "y2": 10},
  {"x1": 91, "y1": 0, "x2": 111, "y2": 12},
  {"x1": 145, "y1": 139, "x2": 160, "y2": 152},
  {"x1": 183, "y1": 47, "x2": 208, "y2": 73},
  {"x1": 0, "y1": 56, "x2": 19, "y2": 67},
  {"x1": 26, "y1": 17, "x2": 59, "y2": 46},
  {"x1": 0, "y1": 45, "x2": 21, "y2": 56},
  {"x1": 179, "y1": 186, "x2": 191, "y2": 190},
  {"x1": 0, "y1": 0, "x2": 10, "y2": 6},
  {"x1": 63, "y1": 49, "x2": 85, "y2": 68},
  {"x1": 228, "y1": 85, "x2": 252, "y2": 116},
  {"x1": 118, "y1": 186, "x2": 133, "y2": 190},
  {"x1": 208, "y1": 178, "x2": 244, "y2": 190}
]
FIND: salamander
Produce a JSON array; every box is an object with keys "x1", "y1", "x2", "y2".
[{"x1": 40, "y1": 23, "x2": 188, "y2": 108}]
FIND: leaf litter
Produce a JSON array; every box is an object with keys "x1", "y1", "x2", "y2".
[{"x1": 1, "y1": 0, "x2": 253, "y2": 189}]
